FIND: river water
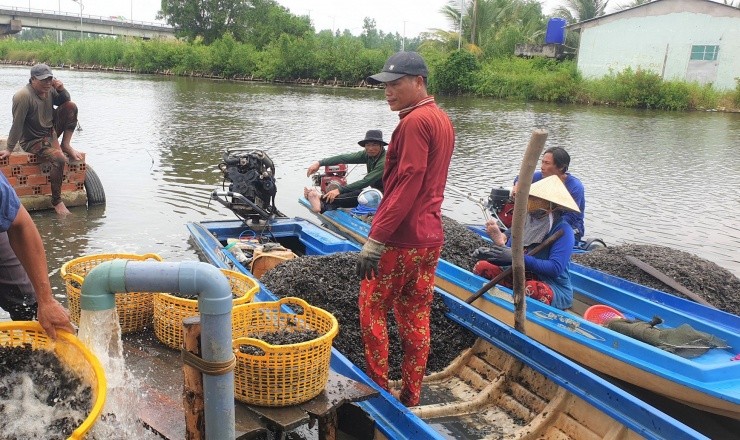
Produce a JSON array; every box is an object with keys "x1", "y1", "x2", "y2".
[{"x1": 1, "y1": 65, "x2": 738, "y2": 302}]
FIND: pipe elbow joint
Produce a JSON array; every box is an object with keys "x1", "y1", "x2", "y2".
[{"x1": 80, "y1": 259, "x2": 128, "y2": 311}]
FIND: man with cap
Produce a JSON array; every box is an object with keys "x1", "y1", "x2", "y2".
[
  {"x1": 472, "y1": 175, "x2": 579, "y2": 310},
  {"x1": 355, "y1": 51, "x2": 455, "y2": 407},
  {"x1": 1, "y1": 63, "x2": 82, "y2": 216},
  {"x1": 304, "y1": 129, "x2": 387, "y2": 213}
]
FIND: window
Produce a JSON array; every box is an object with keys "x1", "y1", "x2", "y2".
[{"x1": 690, "y1": 45, "x2": 719, "y2": 61}]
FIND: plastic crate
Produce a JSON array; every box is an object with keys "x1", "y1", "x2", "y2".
[
  {"x1": 61, "y1": 253, "x2": 163, "y2": 334},
  {"x1": 232, "y1": 297, "x2": 338, "y2": 407}
]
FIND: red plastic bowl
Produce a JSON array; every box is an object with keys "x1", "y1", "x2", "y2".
[{"x1": 583, "y1": 305, "x2": 624, "y2": 325}]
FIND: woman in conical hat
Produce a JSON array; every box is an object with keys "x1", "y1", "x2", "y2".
[{"x1": 472, "y1": 175, "x2": 579, "y2": 309}]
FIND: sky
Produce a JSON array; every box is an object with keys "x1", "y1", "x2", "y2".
[{"x1": 2, "y1": 0, "x2": 565, "y2": 37}]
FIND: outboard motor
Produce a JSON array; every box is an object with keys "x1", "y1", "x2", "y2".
[
  {"x1": 487, "y1": 187, "x2": 514, "y2": 228},
  {"x1": 217, "y1": 149, "x2": 280, "y2": 223}
]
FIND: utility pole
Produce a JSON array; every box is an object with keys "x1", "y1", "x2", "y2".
[
  {"x1": 402, "y1": 21, "x2": 406, "y2": 51},
  {"x1": 72, "y1": 0, "x2": 83, "y2": 40}
]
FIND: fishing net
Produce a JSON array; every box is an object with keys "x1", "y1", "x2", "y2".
[{"x1": 606, "y1": 317, "x2": 729, "y2": 358}]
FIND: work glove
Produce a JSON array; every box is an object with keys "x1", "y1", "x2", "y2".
[
  {"x1": 472, "y1": 246, "x2": 512, "y2": 266},
  {"x1": 356, "y1": 238, "x2": 385, "y2": 280}
]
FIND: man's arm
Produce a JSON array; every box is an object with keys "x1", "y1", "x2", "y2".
[
  {"x1": 4, "y1": 92, "x2": 30, "y2": 153},
  {"x1": 51, "y1": 82, "x2": 71, "y2": 106},
  {"x1": 7, "y1": 206, "x2": 73, "y2": 339},
  {"x1": 341, "y1": 158, "x2": 383, "y2": 193}
]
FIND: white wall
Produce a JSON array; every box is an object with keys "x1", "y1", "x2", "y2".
[{"x1": 575, "y1": 0, "x2": 740, "y2": 90}]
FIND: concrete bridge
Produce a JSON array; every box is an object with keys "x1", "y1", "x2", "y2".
[{"x1": 0, "y1": 6, "x2": 175, "y2": 39}]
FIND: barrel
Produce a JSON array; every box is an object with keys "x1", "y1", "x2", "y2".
[{"x1": 545, "y1": 18, "x2": 567, "y2": 44}]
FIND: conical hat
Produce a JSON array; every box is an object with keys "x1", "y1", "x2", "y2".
[{"x1": 529, "y1": 175, "x2": 580, "y2": 213}]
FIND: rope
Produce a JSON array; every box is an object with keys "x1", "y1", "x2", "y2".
[{"x1": 181, "y1": 349, "x2": 236, "y2": 376}]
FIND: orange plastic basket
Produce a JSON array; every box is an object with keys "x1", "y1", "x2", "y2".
[
  {"x1": 60, "y1": 253, "x2": 163, "y2": 334},
  {"x1": 583, "y1": 304, "x2": 625, "y2": 325},
  {"x1": 153, "y1": 269, "x2": 258, "y2": 349},
  {"x1": 0, "y1": 321, "x2": 106, "y2": 440},
  {"x1": 232, "y1": 297, "x2": 338, "y2": 407}
]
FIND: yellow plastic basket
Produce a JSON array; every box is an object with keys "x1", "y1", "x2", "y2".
[
  {"x1": 61, "y1": 253, "x2": 163, "y2": 334},
  {"x1": 232, "y1": 297, "x2": 339, "y2": 407},
  {"x1": 0, "y1": 321, "x2": 106, "y2": 440},
  {"x1": 153, "y1": 269, "x2": 259, "y2": 350}
]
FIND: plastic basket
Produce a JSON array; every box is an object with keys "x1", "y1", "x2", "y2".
[
  {"x1": 61, "y1": 253, "x2": 163, "y2": 334},
  {"x1": 0, "y1": 321, "x2": 106, "y2": 440},
  {"x1": 583, "y1": 304, "x2": 625, "y2": 325},
  {"x1": 232, "y1": 297, "x2": 338, "y2": 407},
  {"x1": 153, "y1": 269, "x2": 259, "y2": 349}
]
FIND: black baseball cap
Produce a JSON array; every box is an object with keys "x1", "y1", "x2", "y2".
[
  {"x1": 367, "y1": 52, "x2": 428, "y2": 85},
  {"x1": 31, "y1": 63, "x2": 53, "y2": 80}
]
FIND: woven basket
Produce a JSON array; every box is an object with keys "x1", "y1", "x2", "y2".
[
  {"x1": 232, "y1": 297, "x2": 338, "y2": 407},
  {"x1": 153, "y1": 269, "x2": 259, "y2": 349},
  {"x1": 61, "y1": 253, "x2": 163, "y2": 334},
  {"x1": 0, "y1": 321, "x2": 106, "y2": 440}
]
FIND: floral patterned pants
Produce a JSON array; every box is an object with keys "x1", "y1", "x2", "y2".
[
  {"x1": 472, "y1": 260, "x2": 554, "y2": 305},
  {"x1": 358, "y1": 245, "x2": 441, "y2": 407}
]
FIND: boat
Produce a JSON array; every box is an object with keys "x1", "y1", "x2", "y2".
[
  {"x1": 465, "y1": 225, "x2": 740, "y2": 333},
  {"x1": 299, "y1": 198, "x2": 740, "y2": 422},
  {"x1": 186, "y1": 211, "x2": 707, "y2": 439}
]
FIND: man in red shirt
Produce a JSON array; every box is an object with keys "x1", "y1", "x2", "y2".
[{"x1": 357, "y1": 52, "x2": 455, "y2": 407}]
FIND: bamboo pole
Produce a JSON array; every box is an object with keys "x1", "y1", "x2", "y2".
[{"x1": 511, "y1": 129, "x2": 548, "y2": 333}]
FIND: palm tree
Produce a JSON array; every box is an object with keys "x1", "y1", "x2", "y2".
[{"x1": 554, "y1": 0, "x2": 610, "y2": 23}]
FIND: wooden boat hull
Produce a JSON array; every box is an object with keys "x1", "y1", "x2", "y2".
[
  {"x1": 301, "y1": 200, "x2": 740, "y2": 421},
  {"x1": 187, "y1": 215, "x2": 708, "y2": 439}
]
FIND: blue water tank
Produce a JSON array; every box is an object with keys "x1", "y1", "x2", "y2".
[{"x1": 545, "y1": 18, "x2": 567, "y2": 44}]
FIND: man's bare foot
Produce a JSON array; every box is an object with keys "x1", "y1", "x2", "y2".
[
  {"x1": 61, "y1": 145, "x2": 83, "y2": 161},
  {"x1": 304, "y1": 187, "x2": 322, "y2": 213},
  {"x1": 53, "y1": 201, "x2": 71, "y2": 216}
]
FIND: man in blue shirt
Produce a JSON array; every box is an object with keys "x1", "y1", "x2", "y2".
[
  {"x1": 514, "y1": 147, "x2": 585, "y2": 241},
  {"x1": 0, "y1": 174, "x2": 73, "y2": 338}
]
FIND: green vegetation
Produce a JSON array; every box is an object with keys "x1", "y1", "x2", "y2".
[{"x1": 1, "y1": 0, "x2": 736, "y2": 112}]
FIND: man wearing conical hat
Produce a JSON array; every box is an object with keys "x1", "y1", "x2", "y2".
[{"x1": 472, "y1": 175, "x2": 579, "y2": 309}]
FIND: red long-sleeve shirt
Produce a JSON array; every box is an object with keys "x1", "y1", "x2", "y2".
[{"x1": 369, "y1": 97, "x2": 455, "y2": 248}]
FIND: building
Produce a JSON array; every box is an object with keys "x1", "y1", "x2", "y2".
[{"x1": 568, "y1": 0, "x2": 740, "y2": 90}]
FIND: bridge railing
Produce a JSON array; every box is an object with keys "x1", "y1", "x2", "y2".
[{"x1": 0, "y1": 5, "x2": 172, "y2": 29}]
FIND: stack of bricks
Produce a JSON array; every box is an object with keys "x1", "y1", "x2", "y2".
[{"x1": 0, "y1": 139, "x2": 87, "y2": 211}]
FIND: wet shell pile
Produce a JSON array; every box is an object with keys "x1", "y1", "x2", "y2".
[
  {"x1": 238, "y1": 329, "x2": 322, "y2": 356},
  {"x1": 0, "y1": 345, "x2": 92, "y2": 440},
  {"x1": 260, "y1": 253, "x2": 477, "y2": 380},
  {"x1": 572, "y1": 245, "x2": 740, "y2": 316}
]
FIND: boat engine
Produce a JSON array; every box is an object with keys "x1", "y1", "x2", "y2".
[
  {"x1": 311, "y1": 164, "x2": 348, "y2": 193},
  {"x1": 487, "y1": 187, "x2": 514, "y2": 228},
  {"x1": 217, "y1": 149, "x2": 280, "y2": 223}
]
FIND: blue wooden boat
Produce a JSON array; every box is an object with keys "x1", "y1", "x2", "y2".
[
  {"x1": 187, "y1": 215, "x2": 708, "y2": 439},
  {"x1": 466, "y1": 224, "x2": 740, "y2": 333},
  {"x1": 299, "y1": 199, "x2": 740, "y2": 421}
]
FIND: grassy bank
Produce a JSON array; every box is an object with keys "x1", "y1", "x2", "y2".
[{"x1": 2, "y1": 38, "x2": 738, "y2": 112}]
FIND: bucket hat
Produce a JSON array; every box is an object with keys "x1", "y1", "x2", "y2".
[
  {"x1": 31, "y1": 63, "x2": 53, "y2": 80},
  {"x1": 358, "y1": 130, "x2": 388, "y2": 147},
  {"x1": 529, "y1": 175, "x2": 580, "y2": 212},
  {"x1": 367, "y1": 52, "x2": 428, "y2": 85}
]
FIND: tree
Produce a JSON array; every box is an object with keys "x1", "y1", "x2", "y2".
[
  {"x1": 554, "y1": 0, "x2": 610, "y2": 23},
  {"x1": 158, "y1": 0, "x2": 253, "y2": 44}
]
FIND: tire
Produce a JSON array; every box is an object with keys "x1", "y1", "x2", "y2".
[{"x1": 84, "y1": 165, "x2": 106, "y2": 206}]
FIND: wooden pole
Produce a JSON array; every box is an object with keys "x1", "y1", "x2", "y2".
[
  {"x1": 511, "y1": 129, "x2": 548, "y2": 333},
  {"x1": 183, "y1": 316, "x2": 205, "y2": 440}
]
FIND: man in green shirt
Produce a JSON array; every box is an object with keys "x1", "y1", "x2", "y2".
[{"x1": 304, "y1": 130, "x2": 387, "y2": 212}]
